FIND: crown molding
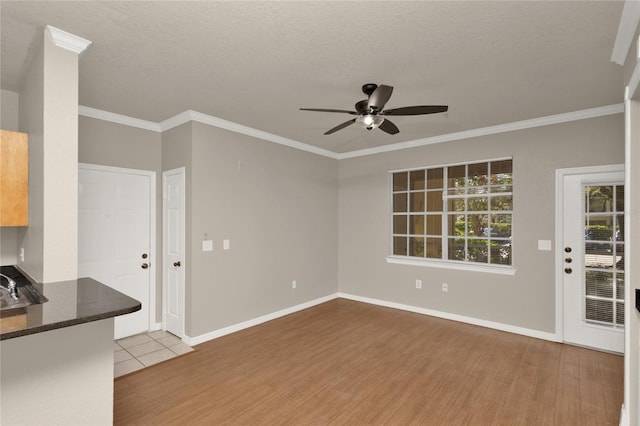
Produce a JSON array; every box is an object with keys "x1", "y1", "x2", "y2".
[
  {"x1": 159, "y1": 110, "x2": 340, "y2": 159},
  {"x1": 79, "y1": 106, "x2": 161, "y2": 132},
  {"x1": 157, "y1": 110, "x2": 192, "y2": 132},
  {"x1": 45, "y1": 25, "x2": 92, "y2": 55},
  {"x1": 337, "y1": 104, "x2": 625, "y2": 160},
  {"x1": 78, "y1": 103, "x2": 623, "y2": 161},
  {"x1": 611, "y1": 0, "x2": 640, "y2": 66}
]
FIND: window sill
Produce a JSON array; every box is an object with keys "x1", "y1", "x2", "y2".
[{"x1": 385, "y1": 256, "x2": 517, "y2": 275}]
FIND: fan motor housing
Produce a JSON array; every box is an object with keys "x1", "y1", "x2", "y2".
[{"x1": 355, "y1": 100, "x2": 369, "y2": 114}]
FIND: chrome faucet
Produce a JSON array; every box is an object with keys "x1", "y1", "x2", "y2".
[{"x1": 0, "y1": 273, "x2": 20, "y2": 300}]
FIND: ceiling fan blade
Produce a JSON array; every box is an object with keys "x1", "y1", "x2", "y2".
[
  {"x1": 382, "y1": 105, "x2": 448, "y2": 116},
  {"x1": 324, "y1": 119, "x2": 356, "y2": 135},
  {"x1": 368, "y1": 85, "x2": 393, "y2": 110},
  {"x1": 355, "y1": 100, "x2": 369, "y2": 114},
  {"x1": 300, "y1": 108, "x2": 357, "y2": 115},
  {"x1": 378, "y1": 119, "x2": 399, "y2": 135}
]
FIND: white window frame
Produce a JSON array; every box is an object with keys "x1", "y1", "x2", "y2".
[{"x1": 386, "y1": 157, "x2": 517, "y2": 275}]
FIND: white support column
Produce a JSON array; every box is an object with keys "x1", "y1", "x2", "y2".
[
  {"x1": 17, "y1": 26, "x2": 91, "y2": 283},
  {"x1": 622, "y1": 87, "x2": 640, "y2": 426},
  {"x1": 40, "y1": 26, "x2": 90, "y2": 282}
]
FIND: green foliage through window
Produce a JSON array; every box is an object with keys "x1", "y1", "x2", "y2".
[{"x1": 391, "y1": 158, "x2": 513, "y2": 266}]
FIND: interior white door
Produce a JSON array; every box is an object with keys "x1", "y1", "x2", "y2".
[
  {"x1": 78, "y1": 165, "x2": 153, "y2": 339},
  {"x1": 163, "y1": 168, "x2": 185, "y2": 338},
  {"x1": 562, "y1": 169, "x2": 625, "y2": 353}
]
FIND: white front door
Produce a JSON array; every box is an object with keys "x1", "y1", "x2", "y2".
[
  {"x1": 163, "y1": 168, "x2": 185, "y2": 338},
  {"x1": 561, "y1": 167, "x2": 625, "y2": 353},
  {"x1": 78, "y1": 164, "x2": 155, "y2": 339}
]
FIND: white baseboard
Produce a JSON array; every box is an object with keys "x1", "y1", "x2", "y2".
[
  {"x1": 619, "y1": 404, "x2": 628, "y2": 426},
  {"x1": 183, "y1": 291, "x2": 561, "y2": 348},
  {"x1": 149, "y1": 322, "x2": 162, "y2": 332},
  {"x1": 337, "y1": 292, "x2": 561, "y2": 343},
  {"x1": 184, "y1": 293, "x2": 339, "y2": 346}
]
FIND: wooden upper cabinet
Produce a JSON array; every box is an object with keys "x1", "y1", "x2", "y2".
[{"x1": 0, "y1": 130, "x2": 28, "y2": 226}]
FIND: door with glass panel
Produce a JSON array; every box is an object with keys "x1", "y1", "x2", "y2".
[{"x1": 562, "y1": 170, "x2": 624, "y2": 353}]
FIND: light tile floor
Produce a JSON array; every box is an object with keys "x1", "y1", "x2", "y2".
[{"x1": 114, "y1": 330, "x2": 194, "y2": 378}]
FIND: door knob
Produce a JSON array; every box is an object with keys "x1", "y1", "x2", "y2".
[
  {"x1": 564, "y1": 247, "x2": 572, "y2": 253},
  {"x1": 142, "y1": 253, "x2": 148, "y2": 259},
  {"x1": 564, "y1": 267, "x2": 572, "y2": 274},
  {"x1": 141, "y1": 263, "x2": 149, "y2": 269},
  {"x1": 565, "y1": 258, "x2": 572, "y2": 263},
  {"x1": 174, "y1": 261, "x2": 181, "y2": 267}
]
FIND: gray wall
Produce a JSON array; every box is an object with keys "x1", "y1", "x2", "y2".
[
  {"x1": 338, "y1": 113, "x2": 624, "y2": 334},
  {"x1": 79, "y1": 116, "x2": 161, "y2": 171},
  {"x1": 1, "y1": 89, "x2": 19, "y2": 131},
  {"x1": 78, "y1": 116, "x2": 163, "y2": 321},
  {"x1": 188, "y1": 123, "x2": 339, "y2": 337}
]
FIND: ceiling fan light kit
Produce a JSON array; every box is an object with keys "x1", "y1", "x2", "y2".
[
  {"x1": 300, "y1": 83, "x2": 448, "y2": 135},
  {"x1": 356, "y1": 114, "x2": 384, "y2": 130}
]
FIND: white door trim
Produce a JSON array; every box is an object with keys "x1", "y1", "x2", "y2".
[
  {"x1": 162, "y1": 167, "x2": 186, "y2": 339},
  {"x1": 554, "y1": 164, "x2": 625, "y2": 343},
  {"x1": 78, "y1": 163, "x2": 157, "y2": 331}
]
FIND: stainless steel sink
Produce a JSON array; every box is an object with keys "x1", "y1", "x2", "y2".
[
  {"x1": 1, "y1": 289, "x2": 35, "y2": 309},
  {"x1": 0, "y1": 273, "x2": 48, "y2": 311}
]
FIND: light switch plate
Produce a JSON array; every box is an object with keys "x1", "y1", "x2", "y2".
[
  {"x1": 538, "y1": 240, "x2": 552, "y2": 251},
  {"x1": 223, "y1": 239, "x2": 230, "y2": 250},
  {"x1": 202, "y1": 240, "x2": 213, "y2": 252}
]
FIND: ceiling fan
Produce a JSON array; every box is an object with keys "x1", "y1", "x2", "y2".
[{"x1": 300, "y1": 83, "x2": 448, "y2": 135}]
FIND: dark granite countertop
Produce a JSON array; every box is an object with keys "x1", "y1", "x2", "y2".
[{"x1": 0, "y1": 266, "x2": 141, "y2": 340}]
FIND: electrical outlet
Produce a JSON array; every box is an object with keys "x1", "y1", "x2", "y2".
[
  {"x1": 19, "y1": 248, "x2": 24, "y2": 262},
  {"x1": 442, "y1": 283, "x2": 448, "y2": 292},
  {"x1": 292, "y1": 280, "x2": 297, "y2": 289},
  {"x1": 416, "y1": 279, "x2": 422, "y2": 289}
]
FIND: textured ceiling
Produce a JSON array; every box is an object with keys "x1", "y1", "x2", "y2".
[{"x1": 1, "y1": 1, "x2": 625, "y2": 154}]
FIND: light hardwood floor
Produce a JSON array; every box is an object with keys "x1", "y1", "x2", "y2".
[{"x1": 114, "y1": 299, "x2": 623, "y2": 425}]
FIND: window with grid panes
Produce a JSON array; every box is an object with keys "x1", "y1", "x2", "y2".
[{"x1": 391, "y1": 158, "x2": 513, "y2": 267}]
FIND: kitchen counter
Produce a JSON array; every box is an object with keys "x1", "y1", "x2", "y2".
[
  {"x1": 0, "y1": 265, "x2": 141, "y2": 340},
  {"x1": 1, "y1": 266, "x2": 142, "y2": 425}
]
